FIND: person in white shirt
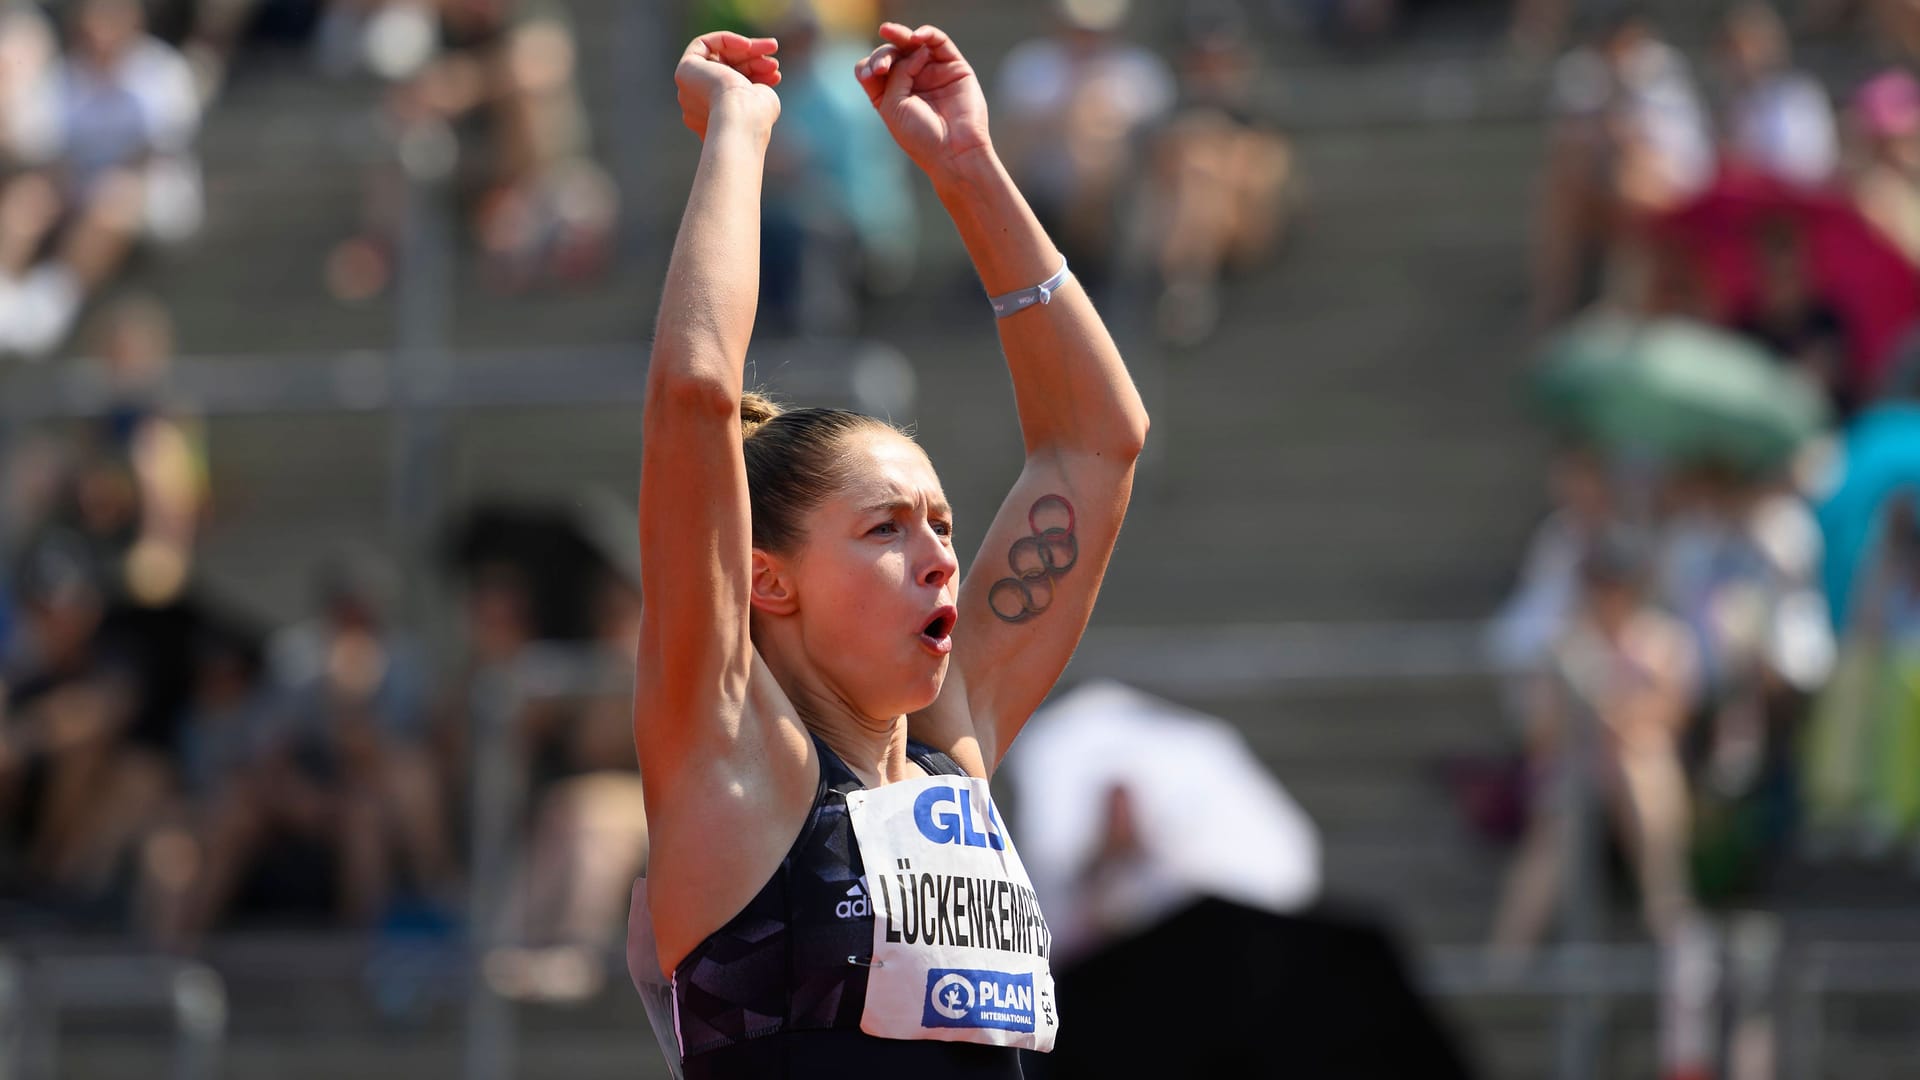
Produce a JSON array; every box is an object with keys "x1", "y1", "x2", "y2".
[
  {"x1": 1492, "y1": 530, "x2": 1703, "y2": 941},
  {"x1": 1535, "y1": 12, "x2": 1715, "y2": 324},
  {"x1": 0, "y1": 0, "x2": 202, "y2": 359},
  {"x1": 1716, "y1": 3, "x2": 1838, "y2": 188},
  {"x1": 992, "y1": 0, "x2": 1174, "y2": 287}
]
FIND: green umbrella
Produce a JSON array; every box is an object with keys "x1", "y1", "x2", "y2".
[{"x1": 1534, "y1": 315, "x2": 1831, "y2": 471}]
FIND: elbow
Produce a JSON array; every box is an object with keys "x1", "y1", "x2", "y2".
[
  {"x1": 1057, "y1": 406, "x2": 1148, "y2": 467},
  {"x1": 1122, "y1": 407, "x2": 1151, "y2": 461},
  {"x1": 1106, "y1": 406, "x2": 1151, "y2": 464}
]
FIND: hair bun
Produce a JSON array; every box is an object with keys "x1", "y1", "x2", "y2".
[{"x1": 740, "y1": 391, "x2": 783, "y2": 437}]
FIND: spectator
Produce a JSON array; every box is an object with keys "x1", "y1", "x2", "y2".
[
  {"x1": 7, "y1": 298, "x2": 206, "y2": 613},
  {"x1": 1804, "y1": 0, "x2": 1920, "y2": 63},
  {"x1": 1732, "y1": 220, "x2": 1856, "y2": 416},
  {"x1": 428, "y1": 549, "x2": 537, "y2": 818},
  {"x1": 326, "y1": 0, "x2": 617, "y2": 301},
  {"x1": 137, "y1": 616, "x2": 274, "y2": 944},
  {"x1": 0, "y1": 0, "x2": 57, "y2": 162},
  {"x1": 489, "y1": 566, "x2": 647, "y2": 1003},
  {"x1": 1139, "y1": 8, "x2": 1298, "y2": 346},
  {"x1": 1009, "y1": 681, "x2": 1322, "y2": 967},
  {"x1": 994, "y1": 0, "x2": 1174, "y2": 291},
  {"x1": 1535, "y1": 10, "x2": 1714, "y2": 326},
  {"x1": 1653, "y1": 465, "x2": 1832, "y2": 907},
  {"x1": 756, "y1": 3, "x2": 917, "y2": 335},
  {"x1": 1716, "y1": 3, "x2": 1839, "y2": 189},
  {"x1": 169, "y1": 0, "x2": 269, "y2": 103},
  {"x1": 685, "y1": 0, "x2": 897, "y2": 41},
  {"x1": 1847, "y1": 69, "x2": 1920, "y2": 267},
  {"x1": 1654, "y1": 466, "x2": 1831, "y2": 715},
  {"x1": 0, "y1": 0, "x2": 202, "y2": 359},
  {"x1": 312, "y1": 0, "x2": 438, "y2": 82},
  {"x1": 1855, "y1": 493, "x2": 1920, "y2": 849},
  {"x1": 1488, "y1": 447, "x2": 1621, "y2": 706},
  {"x1": 0, "y1": 0, "x2": 59, "y2": 299},
  {"x1": 1491, "y1": 531, "x2": 1702, "y2": 962},
  {"x1": 1805, "y1": 489, "x2": 1920, "y2": 856},
  {"x1": 95, "y1": 297, "x2": 206, "y2": 606},
  {"x1": 173, "y1": 551, "x2": 457, "y2": 944},
  {"x1": 0, "y1": 534, "x2": 166, "y2": 909}
]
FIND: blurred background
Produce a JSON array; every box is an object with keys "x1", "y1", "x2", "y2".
[{"x1": 0, "y1": 0, "x2": 1917, "y2": 1075}]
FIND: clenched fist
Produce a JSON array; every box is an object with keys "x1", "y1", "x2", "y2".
[
  {"x1": 676, "y1": 31, "x2": 782, "y2": 141},
  {"x1": 855, "y1": 23, "x2": 993, "y2": 181}
]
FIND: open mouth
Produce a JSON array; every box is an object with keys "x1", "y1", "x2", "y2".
[{"x1": 919, "y1": 607, "x2": 957, "y2": 653}]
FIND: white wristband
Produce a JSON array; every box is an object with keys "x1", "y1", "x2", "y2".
[{"x1": 987, "y1": 257, "x2": 1071, "y2": 319}]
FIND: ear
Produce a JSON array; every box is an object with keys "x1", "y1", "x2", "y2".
[{"x1": 749, "y1": 548, "x2": 799, "y2": 616}]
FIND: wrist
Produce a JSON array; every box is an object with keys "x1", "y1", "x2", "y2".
[
  {"x1": 707, "y1": 92, "x2": 776, "y2": 143},
  {"x1": 930, "y1": 146, "x2": 1059, "y2": 296},
  {"x1": 929, "y1": 145, "x2": 1008, "y2": 202}
]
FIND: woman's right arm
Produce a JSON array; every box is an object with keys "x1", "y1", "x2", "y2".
[{"x1": 634, "y1": 33, "x2": 781, "y2": 759}]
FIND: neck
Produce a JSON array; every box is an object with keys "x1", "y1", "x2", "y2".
[
  {"x1": 757, "y1": 634, "x2": 915, "y2": 788},
  {"x1": 808, "y1": 705, "x2": 913, "y2": 789}
]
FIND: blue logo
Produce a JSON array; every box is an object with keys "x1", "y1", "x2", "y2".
[
  {"x1": 923, "y1": 968, "x2": 1035, "y2": 1032},
  {"x1": 912, "y1": 786, "x2": 1005, "y2": 850}
]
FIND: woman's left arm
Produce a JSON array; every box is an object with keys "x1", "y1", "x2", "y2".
[{"x1": 859, "y1": 24, "x2": 1150, "y2": 776}]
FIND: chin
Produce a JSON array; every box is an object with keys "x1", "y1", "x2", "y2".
[
  {"x1": 914, "y1": 662, "x2": 950, "y2": 710},
  {"x1": 836, "y1": 645, "x2": 950, "y2": 719},
  {"x1": 890, "y1": 659, "x2": 948, "y2": 717}
]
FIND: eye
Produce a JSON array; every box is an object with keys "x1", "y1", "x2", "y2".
[
  {"x1": 868, "y1": 521, "x2": 900, "y2": 537},
  {"x1": 932, "y1": 520, "x2": 954, "y2": 538}
]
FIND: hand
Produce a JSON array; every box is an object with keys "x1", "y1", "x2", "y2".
[
  {"x1": 675, "y1": 31, "x2": 781, "y2": 141},
  {"x1": 856, "y1": 23, "x2": 991, "y2": 179}
]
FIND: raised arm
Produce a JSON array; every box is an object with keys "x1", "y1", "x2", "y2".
[
  {"x1": 634, "y1": 33, "x2": 781, "y2": 760},
  {"x1": 857, "y1": 24, "x2": 1150, "y2": 775}
]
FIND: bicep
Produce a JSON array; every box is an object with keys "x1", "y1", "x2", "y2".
[{"x1": 938, "y1": 449, "x2": 1136, "y2": 771}]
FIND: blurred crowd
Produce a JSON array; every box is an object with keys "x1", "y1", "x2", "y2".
[
  {"x1": 712, "y1": 0, "x2": 1302, "y2": 344},
  {"x1": 0, "y1": 0, "x2": 641, "y2": 991},
  {"x1": 0, "y1": 0, "x2": 1916, "y2": 1053},
  {"x1": 0, "y1": 0, "x2": 1304, "y2": 344},
  {"x1": 1484, "y1": 0, "x2": 1920, "y2": 992},
  {"x1": 320, "y1": 0, "x2": 618, "y2": 300},
  {"x1": 0, "y1": 0, "x2": 202, "y2": 358},
  {"x1": 0, "y1": 0, "x2": 621, "y2": 359},
  {"x1": 0, "y1": 349, "x2": 650, "y2": 996}
]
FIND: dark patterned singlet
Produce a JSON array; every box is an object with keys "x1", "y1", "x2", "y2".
[{"x1": 671, "y1": 734, "x2": 1026, "y2": 1080}]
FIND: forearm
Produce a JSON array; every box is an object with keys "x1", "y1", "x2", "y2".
[
  {"x1": 934, "y1": 152, "x2": 1149, "y2": 461},
  {"x1": 650, "y1": 107, "x2": 772, "y2": 397}
]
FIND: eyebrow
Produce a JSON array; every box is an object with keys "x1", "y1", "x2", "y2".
[{"x1": 860, "y1": 497, "x2": 954, "y2": 519}]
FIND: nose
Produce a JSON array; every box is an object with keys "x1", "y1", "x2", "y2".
[{"x1": 919, "y1": 525, "x2": 959, "y2": 590}]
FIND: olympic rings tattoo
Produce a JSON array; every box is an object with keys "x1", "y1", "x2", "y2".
[{"x1": 988, "y1": 495, "x2": 1078, "y2": 623}]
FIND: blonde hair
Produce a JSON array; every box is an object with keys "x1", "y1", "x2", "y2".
[{"x1": 738, "y1": 391, "x2": 903, "y2": 553}]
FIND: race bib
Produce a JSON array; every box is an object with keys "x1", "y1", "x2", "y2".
[{"x1": 845, "y1": 776, "x2": 1058, "y2": 1051}]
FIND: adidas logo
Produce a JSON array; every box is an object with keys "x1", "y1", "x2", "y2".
[{"x1": 835, "y1": 881, "x2": 870, "y2": 920}]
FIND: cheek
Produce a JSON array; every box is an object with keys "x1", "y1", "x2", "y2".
[{"x1": 805, "y1": 547, "x2": 911, "y2": 624}]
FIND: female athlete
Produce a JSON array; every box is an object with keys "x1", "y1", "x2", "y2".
[{"x1": 633, "y1": 21, "x2": 1150, "y2": 1078}]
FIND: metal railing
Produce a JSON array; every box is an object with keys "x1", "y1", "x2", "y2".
[
  {"x1": 0, "y1": 951, "x2": 225, "y2": 1080},
  {"x1": 1783, "y1": 942, "x2": 1920, "y2": 1080},
  {"x1": 462, "y1": 644, "x2": 638, "y2": 1080}
]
